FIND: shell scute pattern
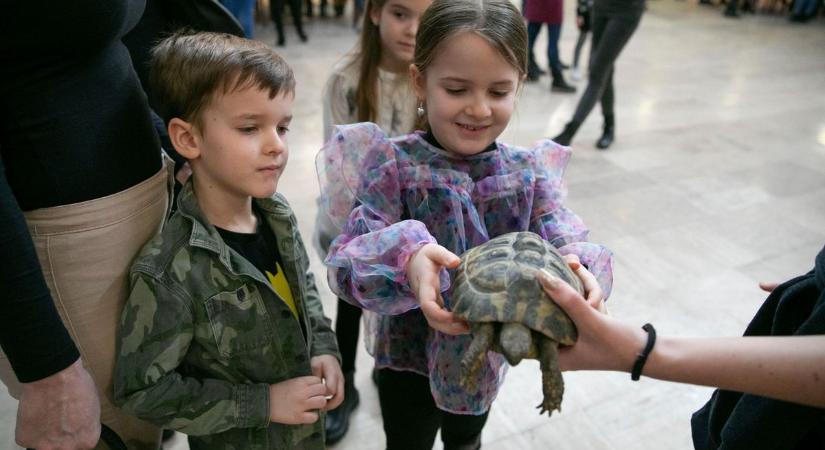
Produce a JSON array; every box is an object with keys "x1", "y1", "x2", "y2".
[{"x1": 450, "y1": 231, "x2": 584, "y2": 416}]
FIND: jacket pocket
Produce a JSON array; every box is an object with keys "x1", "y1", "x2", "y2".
[{"x1": 205, "y1": 285, "x2": 273, "y2": 358}]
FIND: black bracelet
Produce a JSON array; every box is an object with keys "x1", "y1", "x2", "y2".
[{"x1": 631, "y1": 323, "x2": 656, "y2": 381}]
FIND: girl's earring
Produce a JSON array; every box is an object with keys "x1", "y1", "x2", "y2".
[{"x1": 417, "y1": 102, "x2": 425, "y2": 117}]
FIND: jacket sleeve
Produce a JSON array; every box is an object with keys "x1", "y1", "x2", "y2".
[
  {"x1": 293, "y1": 220, "x2": 340, "y2": 361},
  {"x1": 114, "y1": 271, "x2": 270, "y2": 435},
  {"x1": 528, "y1": 142, "x2": 614, "y2": 298}
]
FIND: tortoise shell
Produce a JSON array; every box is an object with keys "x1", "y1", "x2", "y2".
[{"x1": 450, "y1": 231, "x2": 582, "y2": 345}]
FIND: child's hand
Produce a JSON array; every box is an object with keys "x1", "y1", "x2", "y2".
[
  {"x1": 407, "y1": 244, "x2": 470, "y2": 335},
  {"x1": 563, "y1": 254, "x2": 606, "y2": 313},
  {"x1": 310, "y1": 355, "x2": 344, "y2": 411},
  {"x1": 268, "y1": 376, "x2": 328, "y2": 425}
]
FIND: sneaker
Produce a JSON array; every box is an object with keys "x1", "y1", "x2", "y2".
[{"x1": 570, "y1": 67, "x2": 582, "y2": 81}]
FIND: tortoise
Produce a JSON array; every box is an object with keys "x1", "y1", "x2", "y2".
[{"x1": 450, "y1": 231, "x2": 583, "y2": 416}]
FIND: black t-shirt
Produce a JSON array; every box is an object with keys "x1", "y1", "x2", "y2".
[{"x1": 216, "y1": 210, "x2": 302, "y2": 327}]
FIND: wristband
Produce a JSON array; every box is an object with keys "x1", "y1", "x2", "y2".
[{"x1": 631, "y1": 323, "x2": 656, "y2": 381}]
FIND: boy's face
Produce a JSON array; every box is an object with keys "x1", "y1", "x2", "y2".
[{"x1": 191, "y1": 86, "x2": 294, "y2": 201}]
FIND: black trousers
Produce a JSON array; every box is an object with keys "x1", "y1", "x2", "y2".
[
  {"x1": 570, "y1": 8, "x2": 643, "y2": 125},
  {"x1": 270, "y1": 0, "x2": 305, "y2": 40},
  {"x1": 335, "y1": 297, "x2": 362, "y2": 374},
  {"x1": 377, "y1": 368, "x2": 489, "y2": 450}
]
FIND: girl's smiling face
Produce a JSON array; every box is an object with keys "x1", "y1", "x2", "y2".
[{"x1": 411, "y1": 31, "x2": 521, "y2": 157}]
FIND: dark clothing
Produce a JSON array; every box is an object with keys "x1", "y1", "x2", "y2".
[
  {"x1": 335, "y1": 298, "x2": 363, "y2": 374},
  {"x1": 377, "y1": 368, "x2": 489, "y2": 450},
  {"x1": 528, "y1": 22, "x2": 565, "y2": 80},
  {"x1": 524, "y1": 0, "x2": 563, "y2": 24},
  {"x1": 691, "y1": 246, "x2": 825, "y2": 450},
  {"x1": 271, "y1": 0, "x2": 306, "y2": 42},
  {"x1": 570, "y1": 4, "x2": 643, "y2": 125},
  {"x1": 593, "y1": 0, "x2": 645, "y2": 17},
  {"x1": 0, "y1": 0, "x2": 160, "y2": 382}
]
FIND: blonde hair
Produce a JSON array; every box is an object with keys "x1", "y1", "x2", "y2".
[{"x1": 150, "y1": 31, "x2": 295, "y2": 127}]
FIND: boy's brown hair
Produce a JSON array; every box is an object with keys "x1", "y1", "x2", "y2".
[{"x1": 150, "y1": 31, "x2": 295, "y2": 127}]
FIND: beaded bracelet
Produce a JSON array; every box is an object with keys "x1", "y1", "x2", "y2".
[{"x1": 631, "y1": 323, "x2": 656, "y2": 381}]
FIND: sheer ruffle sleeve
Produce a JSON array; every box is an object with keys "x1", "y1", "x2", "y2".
[
  {"x1": 528, "y1": 140, "x2": 614, "y2": 297},
  {"x1": 316, "y1": 123, "x2": 450, "y2": 315}
]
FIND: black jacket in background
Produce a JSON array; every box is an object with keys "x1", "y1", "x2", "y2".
[{"x1": 691, "y1": 246, "x2": 825, "y2": 450}]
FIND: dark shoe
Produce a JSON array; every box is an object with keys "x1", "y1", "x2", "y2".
[
  {"x1": 298, "y1": 30, "x2": 308, "y2": 42},
  {"x1": 334, "y1": 5, "x2": 345, "y2": 17},
  {"x1": 596, "y1": 119, "x2": 614, "y2": 150},
  {"x1": 551, "y1": 79, "x2": 576, "y2": 93},
  {"x1": 552, "y1": 121, "x2": 579, "y2": 146},
  {"x1": 526, "y1": 71, "x2": 540, "y2": 82},
  {"x1": 276, "y1": 35, "x2": 285, "y2": 46},
  {"x1": 559, "y1": 61, "x2": 570, "y2": 70},
  {"x1": 724, "y1": 8, "x2": 740, "y2": 17},
  {"x1": 325, "y1": 372, "x2": 360, "y2": 445}
]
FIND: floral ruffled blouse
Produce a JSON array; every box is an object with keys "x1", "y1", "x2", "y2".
[{"x1": 317, "y1": 122, "x2": 613, "y2": 414}]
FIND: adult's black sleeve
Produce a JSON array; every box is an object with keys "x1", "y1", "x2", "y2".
[{"x1": 0, "y1": 155, "x2": 79, "y2": 383}]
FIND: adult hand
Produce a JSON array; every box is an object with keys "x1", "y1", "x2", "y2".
[
  {"x1": 269, "y1": 376, "x2": 328, "y2": 425},
  {"x1": 406, "y1": 244, "x2": 469, "y2": 335},
  {"x1": 537, "y1": 270, "x2": 645, "y2": 373},
  {"x1": 310, "y1": 355, "x2": 344, "y2": 411},
  {"x1": 562, "y1": 254, "x2": 606, "y2": 313},
  {"x1": 16, "y1": 358, "x2": 101, "y2": 450}
]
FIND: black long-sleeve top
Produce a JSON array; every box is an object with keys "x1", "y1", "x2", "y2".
[{"x1": 0, "y1": 0, "x2": 161, "y2": 382}]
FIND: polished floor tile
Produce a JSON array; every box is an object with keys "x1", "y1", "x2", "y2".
[{"x1": 2, "y1": 1, "x2": 824, "y2": 449}]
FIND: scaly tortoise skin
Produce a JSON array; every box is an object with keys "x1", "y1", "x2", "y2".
[{"x1": 450, "y1": 231, "x2": 583, "y2": 416}]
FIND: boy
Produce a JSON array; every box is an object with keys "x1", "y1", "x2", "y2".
[{"x1": 114, "y1": 32, "x2": 343, "y2": 449}]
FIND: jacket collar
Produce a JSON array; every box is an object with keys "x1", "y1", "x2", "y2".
[{"x1": 175, "y1": 180, "x2": 292, "y2": 271}]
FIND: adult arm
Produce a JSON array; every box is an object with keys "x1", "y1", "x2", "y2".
[
  {"x1": 537, "y1": 271, "x2": 825, "y2": 408},
  {"x1": 0, "y1": 154, "x2": 102, "y2": 450}
]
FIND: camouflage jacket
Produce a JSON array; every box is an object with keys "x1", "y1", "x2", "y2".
[{"x1": 114, "y1": 182, "x2": 339, "y2": 450}]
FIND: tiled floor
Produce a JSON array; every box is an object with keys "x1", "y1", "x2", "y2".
[{"x1": 3, "y1": 2, "x2": 824, "y2": 449}]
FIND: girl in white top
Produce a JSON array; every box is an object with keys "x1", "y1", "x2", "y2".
[{"x1": 317, "y1": 0, "x2": 432, "y2": 445}]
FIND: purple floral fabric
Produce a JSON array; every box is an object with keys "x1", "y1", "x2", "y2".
[{"x1": 317, "y1": 122, "x2": 613, "y2": 414}]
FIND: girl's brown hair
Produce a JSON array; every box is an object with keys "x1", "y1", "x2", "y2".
[
  {"x1": 414, "y1": 0, "x2": 527, "y2": 81},
  {"x1": 412, "y1": 0, "x2": 527, "y2": 130},
  {"x1": 352, "y1": 0, "x2": 388, "y2": 123}
]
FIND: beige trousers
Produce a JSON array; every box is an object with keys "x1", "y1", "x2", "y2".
[{"x1": 0, "y1": 157, "x2": 173, "y2": 450}]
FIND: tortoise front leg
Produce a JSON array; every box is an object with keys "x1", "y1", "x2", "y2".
[
  {"x1": 537, "y1": 337, "x2": 564, "y2": 416},
  {"x1": 461, "y1": 323, "x2": 495, "y2": 392}
]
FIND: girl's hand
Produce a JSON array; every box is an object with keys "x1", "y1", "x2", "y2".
[
  {"x1": 563, "y1": 254, "x2": 606, "y2": 313},
  {"x1": 537, "y1": 270, "x2": 645, "y2": 373},
  {"x1": 310, "y1": 355, "x2": 344, "y2": 411},
  {"x1": 407, "y1": 244, "x2": 470, "y2": 335}
]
